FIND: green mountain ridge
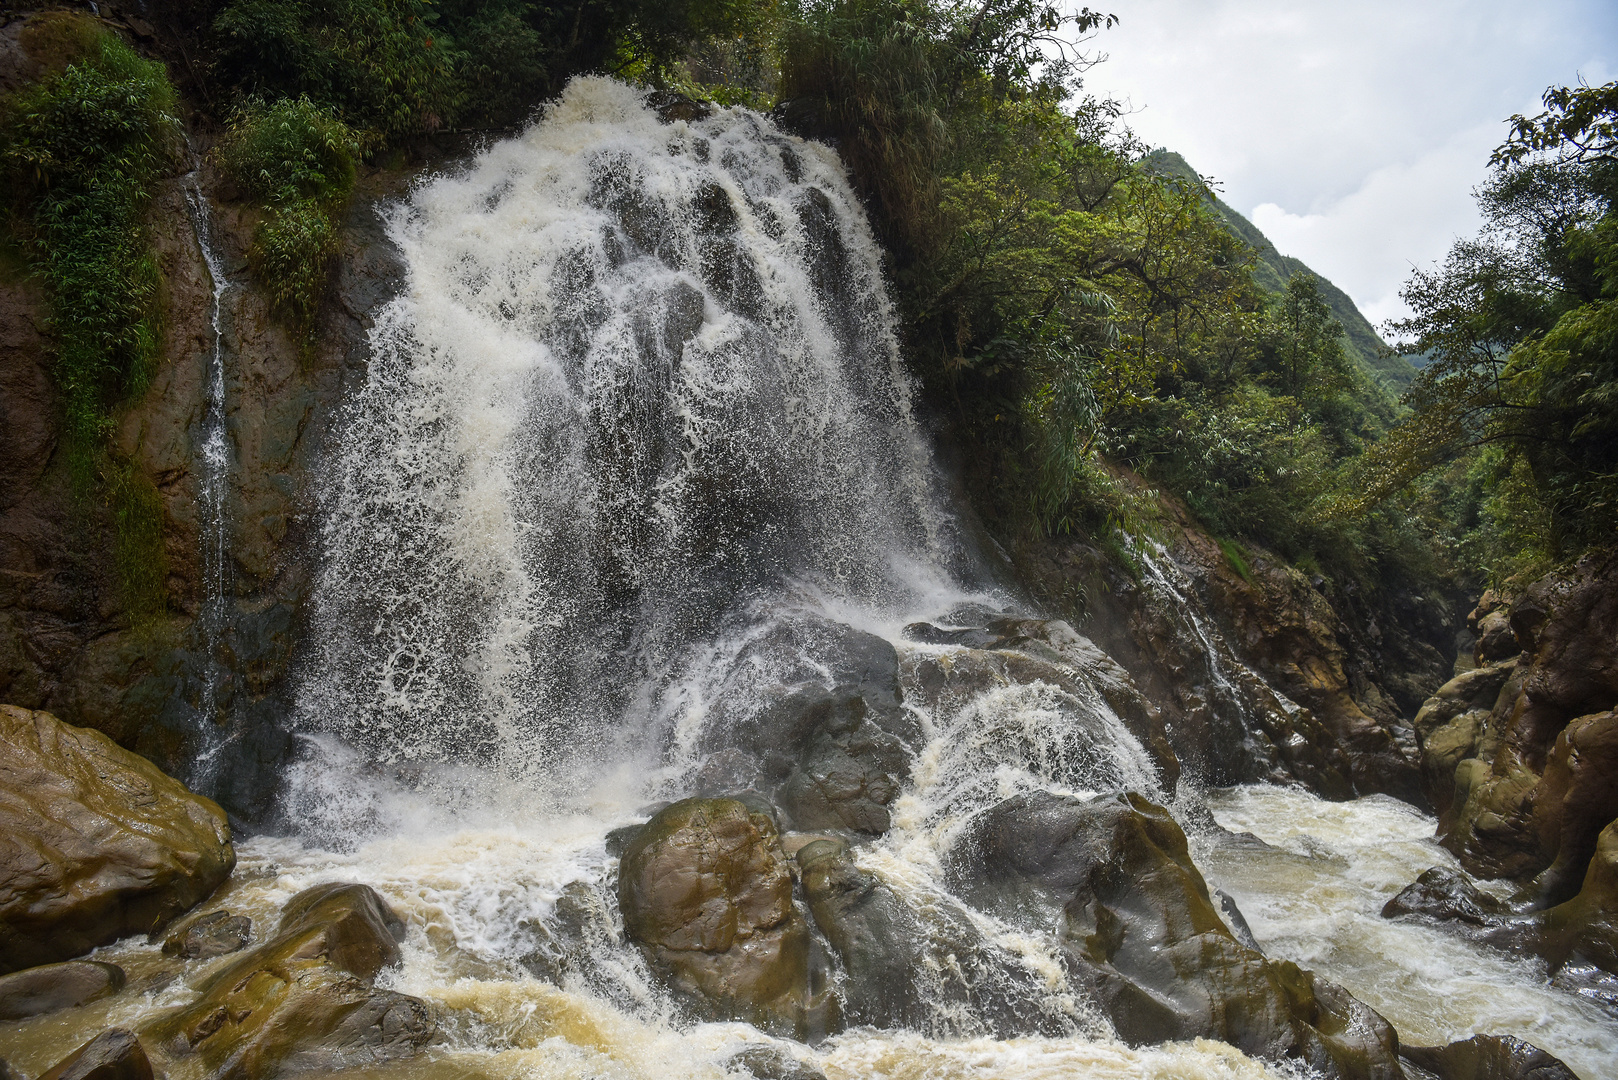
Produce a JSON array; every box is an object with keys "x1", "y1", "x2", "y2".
[{"x1": 1145, "y1": 150, "x2": 1418, "y2": 393}]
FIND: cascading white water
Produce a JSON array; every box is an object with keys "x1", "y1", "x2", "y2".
[
  {"x1": 298, "y1": 78, "x2": 970, "y2": 782},
  {"x1": 1195, "y1": 786, "x2": 1618, "y2": 1080}
]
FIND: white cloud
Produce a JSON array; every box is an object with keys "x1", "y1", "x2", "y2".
[{"x1": 1083, "y1": 0, "x2": 1618, "y2": 323}]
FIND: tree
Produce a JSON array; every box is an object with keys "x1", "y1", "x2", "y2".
[{"x1": 1332, "y1": 79, "x2": 1618, "y2": 569}]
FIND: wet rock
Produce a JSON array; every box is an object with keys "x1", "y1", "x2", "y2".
[
  {"x1": 797, "y1": 838, "x2": 1057, "y2": 1035},
  {"x1": 617, "y1": 798, "x2": 835, "y2": 1038},
  {"x1": 0, "y1": 705, "x2": 235, "y2": 973},
  {"x1": 708, "y1": 622, "x2": 918, "y2": 836},
  {"x1": 1520, "y1": 709, "x2": 1618, "y2": 908},
  {"x1": 1537, "y1": 818, "x2": 1618, "y2": 976},
  {"x1": 516, "y1": 880, "x2": 611, "y2": 983},
  {"x1": 1401, "y1": 1034, "x2": 1578, "y2": 1080},
  {"x1": 0, "y1": 961, "x2": 125, "y2": 1020},
  {"x1": 36, "y1": 1029, "x2": 154, "y2": 1080},
  {"x1": 646, "y1": 90, "x2": 713, "y2": 123},
  {"x1": 902, "y1": 618, "x2": 1180, "y2": 792},
  {"x1": 1381, "y1": 867, "x2": 1509, "y2": 926},
  {"x1": 728, "y1": 1044, "x2": 827, "y2": 1080},
  {"x1": 162, "y1": 910, "x2": 253, "y2": 959},
  {"x1": 142, "y1": 882, "x2": 434, "y2": 1078},
  {"x1": 796, "y1": 839, "x2": 933, "y2": 1030},
  {"x1": 946, "y1": 790, "x2": 1404, "y2": 1079},
  {"x1": 776, "y1": 703, "x2": 908, "y2": 834}
]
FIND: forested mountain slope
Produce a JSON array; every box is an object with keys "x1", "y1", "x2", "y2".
[{"x1": 1146, "y1": 149, "x2": 1419, "y2": 392}]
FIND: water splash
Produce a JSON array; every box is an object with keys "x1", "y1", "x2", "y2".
[{"x1": 299, "y1": 78, "x2": 971, "y2": 780}]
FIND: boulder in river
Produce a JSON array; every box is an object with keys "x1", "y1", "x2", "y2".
[
  {"x1": 0, "y1": 705, "x2": 235, "y2": 973},
  {"x1": 946, "y1": 790, "x2": 1405, "y2": 1080},
  {"x1": 617, "y1": 798, "x2": 837, "y2": 1038},
  {"x1": 1382, "y1": 867, "x2": 1510, "y2": 926},
  {"x1": 35, "y1": 1028, "x2": 153, "y2": 1080},
  {"x1": 0, "y1": 961, "x2": 125, "y2": 1020},
  {"x1": 161, "y1": 910, "x2": 253, "y2": 960},
  {"x1": 1401, "y1": 1033, "x2": 1578, "y2": 1080},
  {"x1": 142, "y1": 882, "x2": 436, "y2": 1079}
]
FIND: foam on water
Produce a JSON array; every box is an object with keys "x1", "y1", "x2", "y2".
[{"x1": 1197, "y1": 784, "x2": 1618, "y2": 1079}]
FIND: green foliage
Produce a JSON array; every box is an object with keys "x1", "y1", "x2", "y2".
[
  {"x1": 0, "y1": 19, "x2": 176, "y2": 484},
  {"x1": 0, "y1": 16, "x2": 177, "y2": 617},
  {"x1": 771, "y1": 0, "x2": 1433, "y2": 598},
  {"x1": 214, "y1": 0, "x2": 461, "y2": 148},
  {"x1": 1343, "y1": 79, "x2": 1618, "y2": 578},
  {"x1": 209, "y1": 0, "x2": 778, "y2": 139},
  {"x1": 217, "y1": 98, "x2": 358, "y2": 339}
]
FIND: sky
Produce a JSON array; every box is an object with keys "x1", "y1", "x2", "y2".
[{"x1": 1080, "y1": 1, "x2": 1618, "y2": 329}]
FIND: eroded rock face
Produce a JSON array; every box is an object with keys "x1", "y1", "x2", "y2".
[
  {"x1": 617, "y1": 798, "x2": 834, "y2": 1038},
  {"x1": 0, "y1": 705, "x2": 234, "y2": 973},
  {"x1": 0, "y1": 961, "x2": 125, "y2": 1021},
  {"x1": 1402, "y1": 1033, "x2": 1577, "y2": 1080},
  {"x1": 1537, "y1": 818, "x2": 1618, "y2": 976},
  {"x1": 947, "y1": 791, "x2": 1404, "y2": 1080},
  {"x1": 142, "y1": 882, "x2": 434, "y2": 1079},
  {"x1": 1007, "y1": 506, "x2": 1435, "y2": 803},
  {"x1": 1426, "y1": 551, "x2": 1618, "y2": 917},
  {"x1": 1412, "y1": 662, "x2": 1517, "y2": 818}
]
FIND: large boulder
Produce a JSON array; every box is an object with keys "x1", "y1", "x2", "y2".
[
  {"x1": 617, "y1": 798, "x2": 836, "y2": 1038},
  {"x1": 795, "y1": 837, "x2": 1056, "y2": 1035},
  {"x1": 1381, "y1": 867, "x2": 1508, "y2": 926},
  {"x1": 142, "y1": 882, "x2": 436, "y2": 1079},
  {"x1": 0, "y1": 705, "x2": 235, "y2": 972},
  {"x1": 946, "y1": 791, "x2": 1404, "y2": 1080},
  {"x1": 695, "y1": 621, "x2": 918, "y2": 836},
  {"x1": 902, "y1": 617, "x2": 1180, "y2": 792}
]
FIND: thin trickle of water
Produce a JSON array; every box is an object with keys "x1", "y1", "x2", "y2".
[{"x1": 181, "y1": 168, "x2": 234, "y2": 770}]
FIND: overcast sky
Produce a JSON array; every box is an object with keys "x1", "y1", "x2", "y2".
[{"x1": 1081, "y1": 1, "x2": 1617, "y2": 328}]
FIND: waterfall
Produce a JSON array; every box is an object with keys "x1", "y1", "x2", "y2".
[
  {"x1": 181, "y1": 166, "x2": 235, "y2": 774},
  {"x1": 297, "y1": 77, "x2": 974, "y2": 779}
]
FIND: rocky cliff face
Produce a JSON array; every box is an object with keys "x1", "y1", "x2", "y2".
[
  {"x1": 1415, "y1": 550, "x2": 1618, "y2": 904},
  {"x1": 0, "y1": 132, "x2": 410, "y2": 821},
  {"x1": 1009, "y1": 480, "x2": 1454, "y2": 806}
]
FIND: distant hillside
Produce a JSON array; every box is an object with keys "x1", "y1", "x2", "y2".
[{"x1": 1145, "y1": 150, "x2": 1418, "y2": 394}]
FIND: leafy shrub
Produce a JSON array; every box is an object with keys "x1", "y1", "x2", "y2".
[
  {"x1": 217, "y1": 97, "x2": 358, "y2": 339},
  {"x1": 214, "y1": 0, "x2": 462, "y2": 148},
  {"x1": 1, "y1": 15, "x2": 177, "y2": 616},
  {"x1": 1, "y1": 18, "x2": 176, "y2": 481}
]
